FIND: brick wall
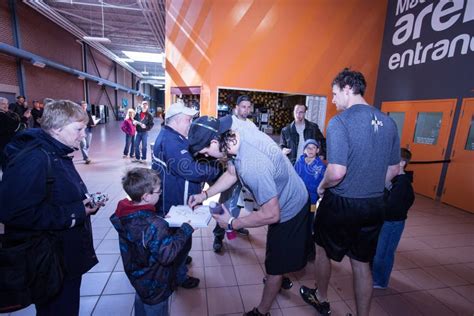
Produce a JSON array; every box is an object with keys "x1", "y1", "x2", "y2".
[
  {"x1": 0, "y1": 1, "x2": 13, "y2": 45},
  {"x1": 0, "y1": 2, "x2": 137, "y2": 114}
]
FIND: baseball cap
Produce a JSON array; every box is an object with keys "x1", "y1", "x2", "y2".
[
  {"x1": 166, "y1": 102, "x2": 198, "y2": 119},
  {"x1": 188, "y1": 115, "x2": 233, "y2": 155},
  {"x1": 303, "y1": 139, "x2": 320, "y2": 150}
]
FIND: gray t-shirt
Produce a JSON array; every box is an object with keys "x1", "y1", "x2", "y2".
[
  {"x1": 327, "y1": 104, "x2": 400, "y2": 198},
  {"x1": 231, "y1": 115, "x2": 258, "y2": 132},
  {"x1": 233, "y1": 128, "x2": 308, "y2": 223},
  {"x1": 295, "y1": 123, "x2": 305, "y2": 159}
]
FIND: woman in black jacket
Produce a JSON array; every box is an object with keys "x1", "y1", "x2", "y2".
[{"x1": 0, "y1": 100, "x2": 102, "y2": 315}]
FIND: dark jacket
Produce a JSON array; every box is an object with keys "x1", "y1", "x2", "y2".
[
  {"x1": 384, "y1": 172, "x2": 415, "y2": 221},
  {"x1": 9, "y1": 102, "x2": 27, "y2": 119},
  {"x1": 31, "y1": 108, "x2": 43, "y2": 128},
  {"x1": 110, "y1": 199, "x2": 193, "y2": 305},
  {"x1": 152, "y1": 126, "x2": 220, "y2": 216},
  {"x1": 0, "y1": 111, "x2": 23, "y2": 166},
  {"x1": 86, "y1": 110, "x2": 94, "y2": 129},
  {"x1": 280, "y1": 119, "x2": 326, "y2": 163},
  {"x1": 0, "y1": 128, "x2": 98, "y2": 279},
  {"x1": 134, "y1": 111, "x2": 154, "y2": 133}
]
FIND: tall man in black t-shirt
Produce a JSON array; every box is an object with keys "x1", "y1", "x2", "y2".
[{"x1": 300, "y1": 68, "x2": 400, "y2": 316}]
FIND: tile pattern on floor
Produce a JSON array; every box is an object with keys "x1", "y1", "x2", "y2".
[{"x1": 5, "y1": 121, "x2": 474, "y2": 315}]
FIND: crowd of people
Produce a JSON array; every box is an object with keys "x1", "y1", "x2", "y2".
[{"x1": 0, "y1": 68, "x2": 414, "y2": 316}]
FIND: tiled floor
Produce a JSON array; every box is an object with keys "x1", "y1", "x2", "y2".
[{"x1": 6, "y1": 121, "x2": 474, "y2": 316}]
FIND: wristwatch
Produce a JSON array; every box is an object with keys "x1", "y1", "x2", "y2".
[{"x1": 227, "y1": 217, "x2": 235, "y2": 231}]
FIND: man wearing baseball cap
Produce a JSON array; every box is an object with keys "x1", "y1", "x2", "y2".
[
  {"x1": 151, "y1": 102, "x2": 220, "y2": 290},
  {"x1": 188, "y1": 115, "x2": 312, "y2": 316}
]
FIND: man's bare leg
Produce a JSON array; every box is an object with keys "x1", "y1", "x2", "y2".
[
  {"x1": 350, "y1": 258, "x2": 373, "y2": 316},
  {"x1": 256, "y1": 274, "x2": 282, "y2": 313},
  {"x1": 314, "y1": 244, "x2": 331, "y2": 300}
]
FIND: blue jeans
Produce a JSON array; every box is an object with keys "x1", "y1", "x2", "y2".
[
  {"x1": 372, "y1": 220, "x2": 405, "y2": 287},
  {"x1": 134, "y1": 132, "x2": 148, "y2": 160},
  {"x1": 134, "y1": 294, "x2": 169, "y2": 316},
  {"x1": 123, "y1": 134, "x2": 135, "y2": 157},
  {"x1": 80, "y1": 128, "x2": 92, "y2": 160}
]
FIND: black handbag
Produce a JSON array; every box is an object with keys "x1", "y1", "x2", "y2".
[
  {"x1": 0, "y1": 232, "x2": 64, "y2": 312},
  {"x1": 0, "y1": 144, "x2": 64, "y2": 312}
]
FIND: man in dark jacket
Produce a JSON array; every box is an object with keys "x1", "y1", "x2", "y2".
[
  {"x1": 134, "y1": 101, "x2": 154, "y2": 163},
  {"x1": 280, "y1": 104, "x2": 326, "y2": 163},
  {"x1": 152, "y1": 102, "x2": 220, "y2": 288},
  {"x1": 9, "y1": 95, "x2": 31, "y2": 127}
]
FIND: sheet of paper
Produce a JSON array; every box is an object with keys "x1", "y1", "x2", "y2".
[{"x1": 165, "y1": 205, "x2": 211, "y2": 228}]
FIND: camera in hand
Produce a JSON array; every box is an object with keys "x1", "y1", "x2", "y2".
[{"x1": 86, "y1": 192, "x2": 108, "y2": 208}]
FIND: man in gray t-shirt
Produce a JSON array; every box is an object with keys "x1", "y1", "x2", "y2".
[
  {"x1": 300, "y1": 69, "x2": 400, "y2": 316},
  {"x1": 187, "y1": 115, "x2": 311, "y2": 316}
]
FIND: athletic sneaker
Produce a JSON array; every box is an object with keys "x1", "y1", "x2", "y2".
[
  {"x1": 185, "y1": 256, "x2": 192, "y2": 265},
  {"x1": 299, "y1": 285, "x2": 331, "y2": 315},
  {"x1": 213, "y1": 237, "x2": 223, "y2": 253},
  {"x1": 180, "y1": 276, "x2": 200, "y2": 289},
  {"x1": 373, "y1": 284, "x2": 387, "y2": 289},
  {"x1": 262, "y1": 276, "x2": 293, "y2": 290},
  {"x1": 243, "y1": 307, "x2": 270, "y2": 316}
]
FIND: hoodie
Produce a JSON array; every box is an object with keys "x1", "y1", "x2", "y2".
[
  {"x1": 0, "y1": 128, "x2": 97, "y2": 278},
  {"x1": 110, "y1": 198, "x2": 193, "y2": 305},
  {"x1": 384, "y1": 172, "x2": 415, "y2": 221},
  {"x1": 294, "y1": 154, "x2": 326, "y2": 204}
]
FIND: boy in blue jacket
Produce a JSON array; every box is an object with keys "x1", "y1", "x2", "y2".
[
  {"x1": 294, "y1": 139, "x2": 326, "y2": 211},
  {"x1": 372, "y1": 148, "x2": 415, "y2": 289},
  {"x1": 110, "y1": 167, "x2": 194, "y2": 316}
]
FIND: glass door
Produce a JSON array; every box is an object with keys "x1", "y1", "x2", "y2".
[{"x1": 441, "y1": 98, "x2": 474, "y2": 213}]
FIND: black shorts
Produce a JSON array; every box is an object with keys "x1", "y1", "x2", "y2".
[
  {"x1": 313, "y1": 190, "x2": 384, "y2": 263},
  {"x1": 265, "y1": 199, "x2": 312, "y2": 275}
]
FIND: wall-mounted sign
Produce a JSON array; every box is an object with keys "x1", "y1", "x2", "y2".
[
  {"x1": 375, "y1": 0, "x2": 474, "y2": 103},
  {"x1": 122, "y1": 98, "x2": 128, "y2": 107}
]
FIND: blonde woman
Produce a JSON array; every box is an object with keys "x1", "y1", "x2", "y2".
[
  {"x1": 121, "y1": 108, "x2": 136, "y2": 158},
  {"x1": 0, "y1": 100, "x2": 101, "y2": 315}
]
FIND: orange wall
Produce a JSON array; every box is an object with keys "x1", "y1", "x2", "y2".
[{"x1": 166, "y1": 0, "x2": 388, "y2": 130}]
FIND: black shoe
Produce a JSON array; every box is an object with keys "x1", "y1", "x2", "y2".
[
  {"x1": 243, "y1": 307, "x2": 270, "y2": 316},
  {"x1": 300, "y1": 285, "x2": 331, "y2": 315},
  {"x1": 281, "y1": 276, "x2": 293, "y2": 290},
  {"x1": 180, "y1": 276, "x2": 200, "y2": 289},
  {"x1": 213, "y1": 237, "x2": 223, "y2": 253},
  {"x1": 262, "y1": 276, "x2": 293, "y2": 290},
  {"x1": 185, "y1": 255, "x2": 192, "y2": 265},
  {"x1": 236, "y1": 228, "x2": 250, "y2": 236}
]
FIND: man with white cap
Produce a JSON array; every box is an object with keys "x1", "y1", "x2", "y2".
[{"x1": 151, "y1": 102, "x2": 220, "y2": 289}]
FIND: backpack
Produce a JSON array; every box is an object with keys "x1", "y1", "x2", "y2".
[{"x1": 0, "y1": 143, "x2": 64, "y2": 313}]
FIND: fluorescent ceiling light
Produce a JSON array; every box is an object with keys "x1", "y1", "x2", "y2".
[
  {"x1": 83, "y1": 36, "x2": 111, "y2": 43},
  {"x1": 148, "y1": 76, "x2": 165, "y2": 80},
  {"x1": 31, "y1": 60, "x2": 46, "y2": 68},
  {"x1": 122, "y1": 51, "x2": 163, "y2": 63},
  {"x1": 118, "y1": 58, "x2": 134, "y2": 63},
  {"x1": 141, "y1": 70, "x2": 149, "y2": 75}
]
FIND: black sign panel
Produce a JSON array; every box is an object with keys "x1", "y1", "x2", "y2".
[{"x1": 375, "y1": 0, "x2": 474, "y2": 105}]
